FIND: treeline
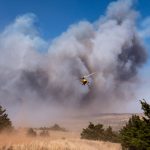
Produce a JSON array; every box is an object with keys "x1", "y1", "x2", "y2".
[
  {"x1": 27, "y1": 128, "x2": 50, "y2": 137},
  {"x1": 81, "y1": 100, "x2": 150, "y2": 150},
  {"x1": 26, "y1": 124, "x2": 67, "y2": 137},
  {"x1": 38, "y1": 124, "x2": 67, "y2": 132},
  {"x1": 81, "y1": 122, "x2": 119, "y2": 142}
]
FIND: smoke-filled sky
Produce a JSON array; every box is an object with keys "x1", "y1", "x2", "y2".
[{"x1": 0, "y1": 0, "x2": 150, "y2": 127}]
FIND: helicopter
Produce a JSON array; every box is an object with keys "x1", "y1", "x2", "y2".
[{"x1": 80, "y1": 72, "x2": 96, "y2": 86}]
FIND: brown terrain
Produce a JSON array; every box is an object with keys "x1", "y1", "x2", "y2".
[{"x1": 0, "y1": 113, "x2": 142, "y2": 150}]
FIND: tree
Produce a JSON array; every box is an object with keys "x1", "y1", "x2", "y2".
[
  {"x1": 120, "y1": 100, "x2": 150, "y2": 150},
  {"x1": 81, "y1": 122, "x2": 119, "y2": 142},
  {"x1": 140, "y1": 99, "x2": 150, "y2": 123},
  {"x1": 81, "y1": 122, "x2": 104, "y2": 140},
  {"x1": 104, "y1": 126, "x2": 119, "y2": 142},
  {"x1": 49, "y1": 124, "x2": 67, "y2": 131},
  {"x1": 0, "y1": 105, "x2": 12, "y2": 132}
]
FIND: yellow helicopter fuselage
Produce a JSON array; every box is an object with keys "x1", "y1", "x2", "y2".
[
  {"x1": 80, "y1": 77, "x2": 88, "y2": 85},
  {"x1": 79, "y1": 72, "x2": 96, "y2": 87}
]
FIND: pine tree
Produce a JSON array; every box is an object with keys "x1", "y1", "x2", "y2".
[
  {"x1": 104, "y1": 126, "x2": 119, "y2": 142},
  {"x1": 81, "y1": 122, "x2": 104, "y2": 140},
  {"x1": 81, "y1": 122, "x2": 119, "y2": 142},
  {"x1": 120, "y1": 100, "x2": 150, "y2": 150},
  {"x1": 140, "y1": 99, "x2": 150, "y2": 123},
  {"x1": 0, "y1": 105, "x2": 12, "y2": 132}
]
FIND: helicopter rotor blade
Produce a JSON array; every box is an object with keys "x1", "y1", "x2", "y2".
[{"x1": 84, "y1": 72, "x2": 96, "y2": 78}]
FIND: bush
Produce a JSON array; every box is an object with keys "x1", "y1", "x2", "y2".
[
  {"x1": 81, "y1": 122, "x2": 103, "y2": 140},
  {"x1": 39, "y1": 124, "x2": 67, "y2": 132},
  {"x1": 27, "y1": 128, "x2": 37, "y2": 137},
  {"x1": 103, "y1": 126, "x2": 120, "y2": 142},
  {"x1": 81, "y1": 122, "x2": 119, "y2": 142},
  {"x1": 49, "y1": 124, "x2": 67, "y2": 131},
  {"x1": 0, "y1": 105, "x2": 12, "y2": 132},
  {"x1": 39, "y1": 130, "x2": 49, "y2": 137},
  {"x1": 120, "y1": 100, "x2": 150, "y2": 150}
]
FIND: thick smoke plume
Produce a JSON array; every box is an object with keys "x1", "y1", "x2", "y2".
[{"x1": 0, "y1": 0, "x2": 148, "y2": 126}]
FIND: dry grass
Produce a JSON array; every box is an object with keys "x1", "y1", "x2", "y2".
[
  {"x1": 12, "y1": 139, "x2": 121, "y2": 150},
  {"x1": 1, "y1": 113, "x2": 135, "y2": 149},
  {"x1": 0, "y1": 129, "x2": 122, "y2": 150}
]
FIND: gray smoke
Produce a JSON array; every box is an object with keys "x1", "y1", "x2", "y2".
[{"x1": 0, "y1": 0, "x2": 148, "y2": 126}]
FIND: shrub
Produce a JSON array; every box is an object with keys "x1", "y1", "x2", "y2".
[
  {"x1": 39, "y1": 124, "x2": 67, "y2": 132},
  {"x1": 39, "y1": 130, "x2": 49, "y2": 137},
  {"x1": 27, "y1": 128, "x2": 37, "y2": 137},
  {"x1": 49, "y1": 124, "x2": 67, "y2": 131},
  {"x1": 81, "y1": 122, "x2": 119, "y2": 142}
]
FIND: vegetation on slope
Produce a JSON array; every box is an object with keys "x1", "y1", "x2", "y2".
[
  {"x1": 81, "y1": 122, "x2": 119, "y2": 142},
  {"x1": 39, "y1": 124, "x2": 67, "y2": 132},
  {"x1": 0, "y1": 105, "x2": 12, "y2": 132},
  {"x1": 81, "y1": 100, "x2": 150, "y2": 150}
]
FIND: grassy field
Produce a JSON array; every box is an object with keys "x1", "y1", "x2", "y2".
[
  {"x1": 0, "y1": 113, "x2": 138, "y2": 150},
  {"x1": 0, "y1": 130, "x2": 121, "y2": 150}
]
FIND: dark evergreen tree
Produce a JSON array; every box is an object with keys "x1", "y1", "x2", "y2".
[
  {"x1": 0, "y1": 105, "x2": 12, "y2": 132},
  {"x1": 120, "y1": 100, "x2": 150, "y2": 150},
  {"x1": 81, "y1": 122, "x2": 103, "y2": 140},
  {"x1": 104, "y1": 126, "x2": 119, "y2": 142},
  {"x1": 81, "y1": 122, "x2": 119, "y2": 142},
  {"x1": 140, "y1": 99, "x2": 150, "y2": 123}
]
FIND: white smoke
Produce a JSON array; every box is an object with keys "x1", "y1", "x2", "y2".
[{"x1": 0, "y1": 0, "x2": 148, "y2": 126}]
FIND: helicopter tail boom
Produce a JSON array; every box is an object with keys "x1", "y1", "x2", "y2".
[{"x1": 84, "y1": 72, "x2": 96, "y2": 78}]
